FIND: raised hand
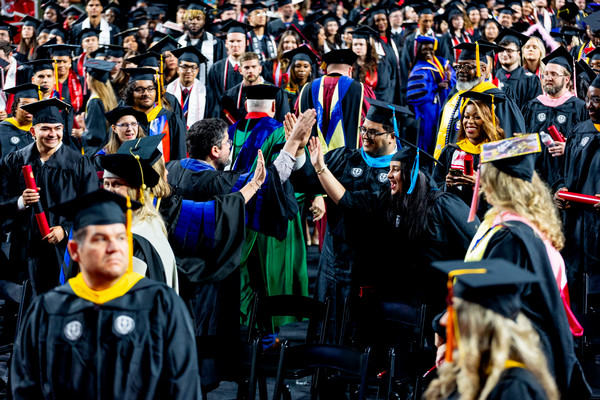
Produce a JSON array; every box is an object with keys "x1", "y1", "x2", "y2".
[{"x1": 308, "y1": 136, "x2": 325, "y2": 171}]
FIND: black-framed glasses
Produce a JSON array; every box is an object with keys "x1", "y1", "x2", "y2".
[
  {"x1": 179, "y1": 64, "x2": 199, "y2": 71},
  {"x1": 452, "y1": 64, "x2": 477, "y2": 72},
  {"x1": 133, "y1": 86, "x2": 156, "y2": 94},
  {"x1": 359, "y1": 126, "x2": 388, "y2": 139}
]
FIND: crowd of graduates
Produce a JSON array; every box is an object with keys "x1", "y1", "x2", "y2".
[{"x1": 1, "y1": 0, "x2": 600, "y2": 398}]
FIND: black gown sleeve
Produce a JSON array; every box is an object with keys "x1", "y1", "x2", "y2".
[
  {"x1": 82, "y1": 98, "x2": 107, "y2": 154},
  {"x1": 167, "y1": 111, "x2": 187, "y2": 161}
]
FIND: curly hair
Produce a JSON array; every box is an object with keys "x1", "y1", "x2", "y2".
[
  {"x1": 186, "y1": 118, "x2": 228, "y2": 160},
  {"x1": 352, "y1": 37, "x2": 379, "y2": 85},
  {"x1": 457, "y1": 100, "x2": 505, "y2": 144},
  {"x1": 479, "y1": 162, "x2": 565, "y2": 250},
  {"x1": 424, "y1": 298, "x2": 559, "y2": 400}
]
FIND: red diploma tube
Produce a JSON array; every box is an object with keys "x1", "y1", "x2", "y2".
[
  {"x1": 548, "y1": 125, "x2": 566, "y2": 143},
  {"x1": 22, "y1": 165, "x2": 50, "y2": 237},
  {"x1": 464, "y1": 154, "x2": 474, "y2": 176},
  {"x1": 557, "y1": 191, "x2": 600, "y2": 205}
]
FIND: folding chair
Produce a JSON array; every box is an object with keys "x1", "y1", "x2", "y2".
[{"x1": 272, "y1": 342, "x2": 371, "y2": 400}]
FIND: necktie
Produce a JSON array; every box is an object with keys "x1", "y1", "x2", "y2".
[
  {"x1": 234, "y1": 64, "x2": 239, "y2": 72},
  {"x1": 181, "y1": 88, "x2": 190, "y2": 105}
]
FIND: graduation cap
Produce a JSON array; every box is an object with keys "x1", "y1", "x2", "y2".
[
  {"x1": 317, "y1": 12, "x2": 341, "y2": 26},
  {"x1": 550, "y1": 28, "x2": 574, "y2": 44},
  {"x1": 461, "y1": 90, "x2": 506, "y2": 129},
  {"x1": 102, "y1": 44, "x2": 126, "y2": 58},
  {"x1": 415, "y1": 35, "x2": 439, "y2": 50},
  {"x1": 84, "y1": 59, "x2": 116, "y2": 83},
  {"x1": 391, "y1": 137, "x2": 440, "y2": 194},
  {"x1": 130, "y1": 16, "x2": 149, "y2": 29},
  {"x1": 321, "y1": 48, "x2": 358, "y2": 66},
  {"x1": 46, "y1": 43, "x2": 79, "y2": 57},
  {"x1": 351, "y1": 25, "x2": 379, "y2": 40},
  {"x1": 48, "y1": 23, "x2": 69, "y2": 42},
  {"x1": 170, "y1": 45, "x2": 208, "y2": 65},
  {"x1": 162, "y1": 21, "x2": 185, "y2": 39},
  {"x1": 104, "y1": 1, "x2": 121, "y2": 15},
  {"x1": 412, "y1": 3, "x2": 436, "y2": 16},
  {"x1": 480, "y1": 133, "x2": 542, "y2": 182},
  {"x1": 496, "y1": 28, "x2": 530, "y2": 48},
  {"x1": 126, "y1": 51, "x2": 161, "y2": 68},
  {"x1": 116, "y1": 134, "x2": 165, "y2": 166},
  {"x1": 586, "y1": 46, "x2": 600, "y2": 62},
  {"x1": 149, "y1": 35, "x2": 180, "y2": 54},
  {"x1": 497, "y1": 5, "x2": 515, "y2": 16},
  {"x1": 361, "y1": 5, "x2": 388, "y2": 20},
  {"x1": 105, "y1": 105, "x2": 148, "y2": 125},
  {"x1": 3, "y1": 83, "x2": 43, "y2": 102},
  {"x1": 61, "y1": 5, "x2": 86, "y2": 18},
  {"x1": 365, "y1": 97, "x2": 413, "y2": 125},
  {"x1": 20, "y1": 15, "x2": 43, "y2": 31},
  {"x1": 120, "y1": 67, "x2": 157, "y2": 81},
  {"x1": 557, "y1": 2, "x2": 580, "y2": 22},
  {"x1": 243, "y1": 84, "x2": 281, "y2": 100},
  {"x1": 243, "y1": 2, "x2": 268, "y2": 13},
  {"x1": 0, "y1": 20, "x2": 18, "y2": 38},
  {"x1": 20, "y1": 98, "x2": 71, "y2": 125},
  {"x1": 542, "y1": 45, "x2": 575, "y2": 74},
  {"x1": 482, "y1": 17, "x2": 502, "y2": 30},
  {"x1": 25, "y1": 58, "x2": 55, "y2": 74},
  {"x1": 590, "y1": 70, "x2": 600, "y2": 88},
  {"x1": 454, "y1": 41, "x2": 501, "y2": 77},
  {"x1": 441, "y1": 5, "x2": 464, "y2": 22},
  {"x1": 583, "y1": 11, "x2": 600, "y2": 34},
  {"x1": 282, "y1": 44, "x2": 320, "y2": 65},
  {"x1": 76, "y1": 27, "x2": 100, "y2": 43},
  {"x1": 50, "y1": 189, "x2": 142, "y2": 231},
  {"x1": 114, "y1": 27, "x2": 140, "y2": 39},
  {"x1": 146, "y1": 5, "x2": 165, "y2": 20},
  {"x1": 220, "y1": 19, "x2": 253, "y2": 35},
  {"x1": 41, "y1": 0, "x2": 66, "y2": 14},
  {"x1": 127, "y1": 6, "x2": 148, "y2": 20},
  {"x1": 218, "y1": 2, "x2": 237, "y2": 13}
]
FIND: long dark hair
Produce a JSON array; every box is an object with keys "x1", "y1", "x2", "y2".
[{"x1": 387, "y1": 162, "x2": 441, "y2": 242}]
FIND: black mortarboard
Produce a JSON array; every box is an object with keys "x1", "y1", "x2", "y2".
[
  {"x1": 461, "y1": 90, "x2": 506, "y2": 107},
  {"x1": 586, "y1": 46, "x2": 600, "y2": 61},
  {"x1": 3, "y1": 83, "x2": 42, "y2": 101},
  {"x1": 243, "y1": 2, "x2": 268, "y2": 13},
  {"x1": 550, "y1": 28, "x2": 574, "y2": 44},
  {"x1": 84, "y1": 59, "x2": 116, "y2": 83},
  {"x1": 497, "y1": 6, "x2": 515, "y2": 16},
  {"x1": 149, "y1": 35, "x2": 180, "y2": 54},
  {"x1": 130, "y1": 16, "x2": 148, "y2": 28},
  {"x1": 170, "y1": 45, "x2": 208, "y2": 65},
  {"x1": 455, "y1": 41, "x2": 500, "y2": 63},
  {"x1": 401, "y1": 21, "x2": 419, "y2": 31},
  {"x1": 20, "y1": 98, "x2": 70, "y2": 125},
  {"x1": 21, "y1": 15, "x2": 43, "y2": 30},
  {"x1": 48, "y1": 23, "x2": 68, "y2": 42},
  {"x1": 127, "y1": 6, "x2": 148, "y2": 20},
  {"x1": 431, "y1": 259, "x2": 540, "y2": 320},
  {"x1": 185, "y1": 0, "x2": 213, "y2": 11},
  {"x1": 412, "y1": 3, "x2": 436, "y2": 16},
  {"x1": 482, "y1": 17, "x2": 501, "y2": 30},
  {"x1": 120, "y1": 67, "x2": 157, "y2": 81},
  {"x1": 277, "y1": 0, "x2": 293, "y2": 7},
  {"x1": 46, "y1": 43, "x2": 79, "y2": 57},
  {"x1": 76, "y1": 27, "x2": 100, "y2": 43},
  {"x1": 496, "y1": 27, "x2": 530, "y2": 48},
  {"x1": 50, "y1": 189, "x2": 142, "y2": 231},
  {"x1": 220, "y1": 19, "x2": 253, "y2": 35},
  {"x1": 318, "y1": 12, "x2": 341, "y2": 26},
  {"x1": 590, "y1": 70, "x2": 600, "y2": 88},
  {"x1": 442, "y1": 5, "x2": 464, "y2": 23},
  {"x1": 365, "y1": 97, "x2": 413, "y2": 125},
  {"x1": 146, "y1": 5, "x2": 165, "y2": 20},
  {"x1": 162, "y1": 21, "x2": 185, "y2": 39},
  {"x1": 340, "y1": 20, "x2": 357, "y2": 32},
  {"x1": 25, "y1": 59, "x2": 55, "y2": 74},
  {"x1": 114, "y1": 27, "x2": 140, "y2": 39},
  {"x1": 361, "y1": 5, "x2": 388, "y2": 20},
  {"x1": 41, "y1": 1, "x2": 66, "y2": 14},
  {"x1": 105, "y1": 105, "x2": 148, "y2": 125},
  {"x1": 244, "y1": 84, "x2": 281, "y2": 100},
  {"x1": 542, "y1": 45, "x2": 574, "y2": 74},
  {"x1": 303, "y1": 9, "x2": 327, "y2": 26},
  {"x1": 218, "y1": 3, "x2": 237, "y2": 13},
  {"x1": 150, "y1": 31, "x2": 167, "y2": 43},
  {"x1": 0, "y1": 21, "x2": 18, "y2": 38},
  {"x1": 61, "y1": 5, "x2": 85, "y2": 18},
  {"x1": 321, "y1": 48, "x2": 358, "y2": 66},
  {"x1": 391, "y1": 138, "x2": 441, "y2": 193},
  {"x1": 116, "y1": 134, "x2": 165, "y2": 165},
  {"x1": 351, "y1": 25, "x2": 379, "y2": 40},
  {"x1": 480, "y1": 133, "x2": 542, "y2": 182},
  {"x1": 102, "y1": 44, "x2": 126, "y2": 58},
  {"x1": 557, "y1": 2, "x2": 580, "y2": 21},
  {"x1": 283, "y1": 44, "x2": 320, "y2": 64},
  {"x1": 126, "y1": 51, "x2": 161, "y2": 68},
  {"x1": 584, "y1": 11, "x2": 600, "y2": 34},
  {"x1": 104, "y1": 1, "x2": 121, "y2": 14}
]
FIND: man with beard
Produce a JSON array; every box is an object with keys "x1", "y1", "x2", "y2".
[
  {"x1": 495, "y1": 28, "x2": 542, "y2": 109},
  {"x1": 245, "y1": 2, "x2": 278, "y2": 63},
  {"x1": 267, "y1": 0, "x2": 302, "y2": 38},
  {"x1": 206, "y1": 20, "x2": 251, "y2": 119},
  {"x1": 121, "y1": 68, "x2": 186, "y2": 162},
  {"x1": 433, "y1": 41, "x2": 525, "y2": 160},
  {"x1": 524, "y1": 47, "x2": 588, "y2": 187},
  {"x1": 162, "y1": 112, "x2": 314, "y2": 392},
  {"x1": 177, "y1": 4, "x2": 226, "y2": 89},
  {"x1": 221, "y1": 52, "x2": 290, "y2": 123}
]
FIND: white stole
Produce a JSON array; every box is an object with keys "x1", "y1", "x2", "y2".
[
  {"x1": 166, "y1": 78, "x2": 206, "y2": 128},
  {"x1": 81, "y1": 17, "x2": 111, "y2": 45}
]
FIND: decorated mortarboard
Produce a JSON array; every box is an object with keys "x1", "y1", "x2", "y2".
[
  {"x1": 50, "y1": 189, "x2": 142, "y2": 231},
  {"x1": 76, "y1": 27, "x2": 101, "y2": 42},
  {"x1": 149, "y1": 35, "x2": 180, "y2": 53},
  {"x1": 220, "y1": 19, "x2": 254, "y2": 35},
  {"x1": 46, "y1": 43, "x2": 80, "y2": 57},
  {"x1": 321, "y1": 48, "x2": 358, "y2": 66},
  {"x1": 61, "y1": 5, "x2": 85, "y2": 18},
  {"x1": 351, "y1": 25, "x2": 379, "y2": 40},
  {"x1": 20, "y1": 98, "x2": 71, "y2": 125},
  {"x1": 84, "y1": 59, "x2": 116, "y2": 83},
  {"x1": 3, "y1": 83, "x2": 43, "y2": 101},
  {"x1": 126, "y1": 51, "x2": 161, "y2": 68},
  {"x1": 105, "y1": 105, "x2": 148, "y2": 125},
  {"x1": 243, "y1": 84, "x2": 281, "y2": 100},
  {"x1": 583, "y1": 10, "x2": 600, "y2": 34},
  {"x1": 283, "y1": 44, "x2": 320, "y2": 65},
  {"x1": 120, "y1": 67, "x2": 157, "y2": 81},
  {"x1": 114, "y1": 27, "x2": 140, "y2": 38},
  {"x1": 480, "y1": 133, "x2": 541, "y2": 182},
  {"x1": 20, "y1": 15, "x2": 43, "y2": 30},
  {"x1": 496, "y1": 27, "x2": 530, "y2": 48},
  {"x1": 243, "y1": 2, "x2": 268, "y2": 13},
  {"x1": 24, "y1": 58, "x2": 55, "y2": 73},
  {"x1": 542, "y1": 45, "x2": 575, "y2": 73},
  {"x1": 557, "y1": 1, "x2": 580, "y2": 21},
  {"x1": 170, "y1": 45, "x2": 208, "y2": 65}
]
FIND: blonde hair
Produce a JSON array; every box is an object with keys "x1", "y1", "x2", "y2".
[
  {"x1": 103, "y1": 125, "x2": 147, "y2": 155},
  {"x1": 424, "y1": 298, "x2": 559, "y2": 400},
  {"x1": 480, "y1": 162, "x2": 565, "y2": 250},
  {"x1": 88, "y1": 75, "x2": 118, "y2": 112},
  {"x1": 126, "y1": 186, "x2": 168, "y2": 236},
  {"x1": 457, "y1": 100, "x2": 505, "y2": 144},
  {"x1": 151, "y1": 157, "x2": 172, "y2": 199},
  {"x1": 521, "y1": 37, "x2": 546, "y2": 73}
]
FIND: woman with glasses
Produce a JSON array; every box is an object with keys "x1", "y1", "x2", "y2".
[{"x1": 433, "y1": 92, "x2": 505, "y2": 218}]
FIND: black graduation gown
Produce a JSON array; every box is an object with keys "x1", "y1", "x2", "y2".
[
  {"x1": 10, "y1": 278, "x2": 201, "y2": 399},
  {"x1": 523, "y1": 95, "x2": 588, "y2": 187},
  {"x1": 480, "y1": 220, "x2": 590, "y2": 399},
  {"x1": 139, "y1": 107, "x2": 186, "y2": 162},
  {"x1": 220, "y1": 83, "x2": 290, "y2": 124},
  {"x1": 267, "y1": 16, "x2": 301, "y2": 38},
  {"x1": 0, "y1": 143, "x2": 99, "y2": 294},
  {"x1": 82, "y1": 97, "x2": 108, "y2": 155},
  {"x1": 206, "y1": 58, "x2": 244, "y2": 119},
  {"x1": 555, "y1": 119, "x2": 600, "y2": 311},
  {"x1": 496, "y1": 66, "x2": 542, "y2": 109},
  {"x1": 0, "y1": 120, "x2": 34, "y2": 159},
  {"x1": 57, "y1": 78, "x2": 84, "y2": 152},
  {"x1": 297, "y1": 73, "x2": 366, "y2": 150},
  {"x1": 247, "y1": 31, "x2": 277, "y2": 63}
]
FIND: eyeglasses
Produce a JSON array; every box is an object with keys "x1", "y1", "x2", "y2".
[
  {"x1": 452, "y1": 64, "x2": 477, "y2": 72},
  {"x1": 179, "y1": 64, "x2": 199, "y2": 71},
  {"x1": 115, "y1": 122, "x2": 139, "y2": 129},
  {"x1": 133, "y1": 86, "x2": 156, "y2": 94},
  {"x1": 222, "y1": 139, "x2": 233, "y2": 148},
  {"x1": 541, "y1": 72, "x2": 566, "y2": 80},
  {"x1": 359, "y1": 126, "x2": 388, "y2": 139}
]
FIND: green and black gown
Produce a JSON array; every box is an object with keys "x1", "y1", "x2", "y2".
[
  {"x1": 0, "y1": 118, "x2": 34, "y2": 159},
  {"x1": 523, "y1": 94, "x2": 588, "y2": 187}
]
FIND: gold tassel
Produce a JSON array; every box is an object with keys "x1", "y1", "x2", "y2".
[
  {"x1": 434, "y1": 38, "x2": 438, "y2": 51},
  {"x1": 476, "y1": 42, "x2": 481, "y2": 78},
  {"x1": 37, "y1": 85, "x2": 42, "y2": 100},
  {"x1": 126, "y1": 195, "x2": 133, "y2": 273},
  {"x1": 53, "y1": 60, "x2": 60, "y2": 97},
  {"x1": 491, "y1": 95, "x2": 496, "y2": 129}
]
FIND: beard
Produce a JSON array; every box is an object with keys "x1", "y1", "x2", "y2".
[
  {"x1": 215, "y1": 157, "x2": 231, "y2": 171},
  {"x1": 456, "y1": 76, "x2": 482, "y2": 92},
  {"x1": 543, "y1": 81, "x2": 564, "y2": 96}
]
